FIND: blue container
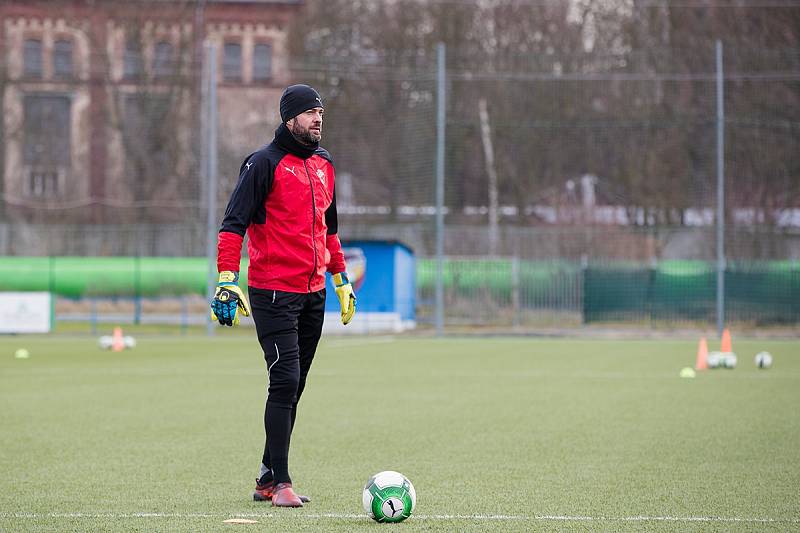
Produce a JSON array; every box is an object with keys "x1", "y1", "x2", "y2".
[{"x1": 325, "y1": 240, "x2": 415, "y2": 328}]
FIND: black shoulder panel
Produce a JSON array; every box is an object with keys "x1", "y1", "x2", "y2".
[
  {"x1": 220, "y1": 143, "x2": 284, "y2": 233},
  {"x1": 315, "y1": 146, "x2": 334, "y2": 166}
]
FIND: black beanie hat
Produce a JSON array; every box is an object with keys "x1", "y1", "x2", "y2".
[{"x1": 279, "y1": 84, "x2": 324, "y2": 122}]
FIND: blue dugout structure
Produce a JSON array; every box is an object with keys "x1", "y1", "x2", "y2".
[{"x1": 324, "y1": 240, "x2": 416, "y2": 333}]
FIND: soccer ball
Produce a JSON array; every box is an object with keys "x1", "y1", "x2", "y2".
[
  {"x1": 721, "y1": 352, "x2": 737, "y2": 369},
  {"x1": 362, "y1": 471, "x2": 416, "y2": 523},
  {"x1": 707, "y1": 351, "x2": 722, "y2": 368},
  {"x1": 97, "y1": 335, "x2": 136, "y2": 350},
  {"x1": 755, "y1": 351, "x2": 773, "y2": 369}
]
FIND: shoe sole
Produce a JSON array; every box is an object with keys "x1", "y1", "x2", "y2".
[
  {"x1": 272, "y1": 501, "x2": 303, "y2": 508},
  {"x1": 253, "y1": 492, "x2": 310, "y2": 503}
]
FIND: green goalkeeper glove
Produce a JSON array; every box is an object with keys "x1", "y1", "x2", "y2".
[
  {"x1": 210, "y1": 271, "x2": 251, "y2": 327},
  {"x1": 333, "y1": 272, "x2": 356, "y2": 325}
]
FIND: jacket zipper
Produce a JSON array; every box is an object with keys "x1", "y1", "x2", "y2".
[{"x1": 304, "y1": 160, "x2": 318, "y2": 293}]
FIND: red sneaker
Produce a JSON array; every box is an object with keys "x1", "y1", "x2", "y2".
[
  {"x1": 271, "y1": 482, "x2": 303, "y2": 507},
  {"x1": 253, "y1": 479, "x2": 274, "y2": 501},
  {"x1": 253, "y1": 479, "x2": 311, "y2": 503}
]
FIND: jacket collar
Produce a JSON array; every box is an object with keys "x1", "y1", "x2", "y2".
[{"x1": 274, "y1": 123, "x2": 318, "y2": 160}]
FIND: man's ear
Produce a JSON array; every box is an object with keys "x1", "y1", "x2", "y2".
[{"x1": 285, "y1": 118, "x2": 294, "y2": 129}]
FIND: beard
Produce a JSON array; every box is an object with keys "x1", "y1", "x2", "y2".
[{"x1": 290, "y1": 121, "x2": 322, "y2": 145}]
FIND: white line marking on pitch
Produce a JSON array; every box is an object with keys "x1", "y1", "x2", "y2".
[{"x1": 3, "y1": 512, "x2": 799, "y2": 524}]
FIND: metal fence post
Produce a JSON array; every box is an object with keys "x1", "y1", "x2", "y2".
[
  {"x1": 580, "y1": 254, "x2": 588, "y2": 324},
  {"x1": 134, "y1": 255, "x2": 141, "y2": 325},
  {"x1": 716, "y1": 40, "x2": 726, "y2": 338},
  {"x1": 512, "y1": 256, "x2": 520, "y2": 328},
  {"x1": 204, "y1": 41, "x2": 218, "y2": 337},
  {"x1": 435, "y1": 42, "x2": 446, "y2": 336}
]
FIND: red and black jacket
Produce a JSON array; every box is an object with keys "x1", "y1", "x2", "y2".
[{"x1": 216, "y1": 123, "x2": 346, "y2": 293}]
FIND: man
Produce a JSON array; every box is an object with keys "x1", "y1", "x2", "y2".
[{"x1": 210, "y1": 84, "x2": 356, "y2": 507}]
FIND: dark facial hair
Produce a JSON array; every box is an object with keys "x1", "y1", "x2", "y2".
[{"x1": 289, "y1": 120, "x2": 321, "y2": 146}]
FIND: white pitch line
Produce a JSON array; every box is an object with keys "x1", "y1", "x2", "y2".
[{"x1": 2, "y1": 512, "x2": 799, "y2": 524}]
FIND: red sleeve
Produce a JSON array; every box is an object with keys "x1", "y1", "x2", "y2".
[
  {"x1": 217, "y1": 231, "x2": 244, "y2": 272},
  {"x1": 326, "y1": 233, "x2": 346, "y2": 274}
]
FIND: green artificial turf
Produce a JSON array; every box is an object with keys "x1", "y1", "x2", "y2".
[{"x1": 1, "y1": 335, "x2": 798, "y2": 532}]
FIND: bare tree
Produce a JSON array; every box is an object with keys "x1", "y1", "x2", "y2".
[
  {"x1": 104, "y1": 1, "x2": 200, "y2": 224},
  {"x1": 288, "y1": 0, "x2": 799, "y2": 252},
  {"x1": 0, "y1": 50, "x2": 5, "y2": 221}
]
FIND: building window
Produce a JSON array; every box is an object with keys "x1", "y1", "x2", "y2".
[
  {"x1": 153, "y1": 41, "x2": 174, "y2": 78},
  {"x1": 53, "y1": 40, "x2": 74, "y2": 79},
  {"x1": 253, "y1": 43, "x2": 272, "y2": 82},
  {"x1": 23, "y1": 95, "x2": 71, "y2": 198},
  {"x1": 123, "y1": 39, "x2": 143, "y2": 80},
  {"x1": 28, "y1": 168, "x2": 63, "y2": 198},
  {"x1": 223, "y1": 42, "x2": 242, "y2": 82},
  {"x1": 123, "y1": 94, "x2": 171, "y2": 195},
  {"x1": 24, "y1": 39, "x2": 43, "y2": 78}
]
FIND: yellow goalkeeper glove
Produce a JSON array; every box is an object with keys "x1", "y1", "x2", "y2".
[
  {"x1": 333, "y1": 272, "x2": 356, "y2": 325},
  {"x1": 210, "y1": 271, "x2": 251, "y2": 327}
]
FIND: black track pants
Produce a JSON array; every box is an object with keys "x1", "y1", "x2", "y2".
[{"x1": 249, "y1": 287, "x2": 325, "y2": 484}]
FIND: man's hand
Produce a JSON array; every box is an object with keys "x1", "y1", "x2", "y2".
[
  {"x1": 210, "y1": 271, "x2": 252, "y2": 327},
  {"x1": 333, "y1": 272, "x2": 356, "y2": 325}
]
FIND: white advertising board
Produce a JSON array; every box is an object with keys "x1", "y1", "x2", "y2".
[{"x1": 0, "y1": 292, "x2": 53, "y2": 333}]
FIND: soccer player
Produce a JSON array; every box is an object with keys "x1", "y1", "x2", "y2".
[{"x1": 210, "y1": 84, "x2": 356, "y2": 507}]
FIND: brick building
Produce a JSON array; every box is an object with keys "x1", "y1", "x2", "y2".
[{"x1": 0, "y1": 0, "x2": 303, "y2": 223}]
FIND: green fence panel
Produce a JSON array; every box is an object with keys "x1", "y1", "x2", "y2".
[
  {"x1": 584, "y1": 261, "x2": 800, "y2": 324},
  {"x1": 0, "y1": 257, "x2": 244, "y2": 297},
  {"x1": 1, "y1": 256, "x2": 797, "y2": 325},
  {"x1": 582, "y1": 266, "x2": 652, "y2": 322},
  {"x1": 0, "y1": 257, "x2": 54, "y2": 293},
  {"x1": 726, "y1": 264, "x2": 800, "y2": 324},
  {"x1": 651, "y1": 262, "x2": 715, "y2": 321}
]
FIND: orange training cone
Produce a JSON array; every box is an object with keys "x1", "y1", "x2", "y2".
[
  {"x1": 695, "y1": 337, "x2": 708, "y2": 370},
  {"x1": 111, "y1": 326, "x2": 125, "y2": 352},
  {"x1": 720, "y1": 328, "x2": 732, "y2": 353}
]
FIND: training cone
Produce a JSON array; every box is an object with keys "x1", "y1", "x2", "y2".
[
  {"x1": 111, "y1": 327, "x2": 125, "y2": 352},
  {"x1": 695, "y1": 337, "x2": 708, "y2": 370},
  {"x1": 720, "y1": 328, "x2": 732, "y2": 353}
]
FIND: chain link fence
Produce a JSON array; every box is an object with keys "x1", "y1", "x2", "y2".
[{"x1": 0, "y1": 1, "x2": 798, "y2": 330}]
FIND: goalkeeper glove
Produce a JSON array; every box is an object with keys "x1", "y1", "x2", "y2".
[
  {"x1": 210, "y1": 271, "x2": 251, "y2": 327},
  {"x1": 333, "y1": 272, "x2": 356, "y2": 325}
]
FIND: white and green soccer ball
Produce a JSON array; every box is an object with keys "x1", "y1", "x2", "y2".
[
  {"x1": 755, "y1": 351, "x2": 773, "y2": 369},
  {"x1": 721, "y1": 352, "x2": 737, "y2": 369},
  {"x1": 362, "y1": 471, "x2": 416, "y2": 523},
  {"x1": 710, "y1": 351, "x2": 737, "y2": 369}
]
